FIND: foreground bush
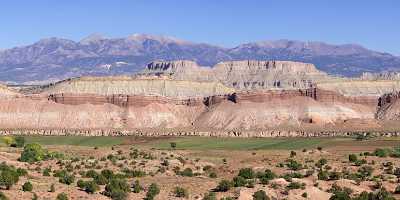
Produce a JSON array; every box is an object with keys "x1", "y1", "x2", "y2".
[
  {"x1": 174, "y1": 186, "x2": 189, "y2": 198},
  {"x1": 22, "y1": 181, "x2": 33, "y2": 192},
  {"x1": 56, "y1": 193, "x2": 68, "y2": 200},
  {"x1": 104, "y1": 179, "x2": 130, "y2": 200},
  {"x1": 145, "y1": 183, "x2": 160, "y2": 200},
  {"x1": 20, "y1": 143, "x2": 45, "y2": 163},
  {"x1": 252, "y1": 190, "x2": 270, "y2": 200}
]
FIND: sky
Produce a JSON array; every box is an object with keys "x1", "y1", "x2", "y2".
[{"x1": 1, "y1": 0, "x2": 399, "y2": 55}]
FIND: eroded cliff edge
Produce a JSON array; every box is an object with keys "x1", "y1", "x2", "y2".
[{"x1": 2, "y1": 60, "x2": 400, "y2": 136}]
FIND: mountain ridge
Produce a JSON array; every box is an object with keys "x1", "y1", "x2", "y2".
[{"x1": 1, "y1": 34, "x2": 399, "y2": 84}]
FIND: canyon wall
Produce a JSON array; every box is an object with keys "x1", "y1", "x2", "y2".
[
  {"x1": 1, "y1": 60, "x2": 400, "y2": 135},
  {"x1": 141, "y1": 60, "x2": 334, "y2": 89}
]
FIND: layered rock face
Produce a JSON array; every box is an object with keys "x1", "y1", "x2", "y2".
[
  {"x1": 2, "y1": 60, "x2": 400, "y2": 135},
  {"x1": 376, "y1": 91, "x2": 400, "y2": 120},
  {"x1": 41, "y1": 76, "x2": 234, "y2": 98},
  {"x1": 0, "y1": 84, "x2": 20, "y2": 98},
  {"x1": 141, "y1": 60, "x2": 332, "y2": 89}
]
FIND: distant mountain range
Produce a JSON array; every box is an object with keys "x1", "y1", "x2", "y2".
[{"x1": 1, "y1": 34, "x2": 399, "y2": 84}]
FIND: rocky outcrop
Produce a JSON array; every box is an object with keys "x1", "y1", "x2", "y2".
[
  {"x1": 40, "y1": 76, "x2": 235, "y2": 98},
  {"x1": 376, "y1": 91, "x2": 400, "y2": 120},
  {"x1": 0, "y1": 84, "x2": 20, "y2": 98},
  {"x1": 141, "y1": 60, "x2": 332, "y2": 89},
  {"x1": 360, "y1": 72, "x2": 400, "y2": 80}
]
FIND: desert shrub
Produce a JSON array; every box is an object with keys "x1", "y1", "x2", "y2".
[
  {"x1": 0, "y1": 165, "x2": 20, "y2": 189},
  {"x1": 286, "y1": 159, "x2": 302, "y2": 171},
  {"x1": 318, "y1": 170, "x2": 329, "y2": 181},
  {"x1": 329, "y1": 171, "x2": 342, "y2": 180},
  {"x1": 132, "y1": 180, "x2": 142, "y2": 193},
  {"x1": 170, "y1": 142, "x2": 177, "y2": 149},
  {"x1": 14, "y1": 136, "x2": 25, "y2": 148},
  {"x1": 203, "y1": 192, "x2": 216, "y2": 200},
  {"x1": 20, "y1": 143, "x2": 46, "y2": 163},
  {"x1": 348, "y1": 154, "x2": 358, "y2": 162},
  {"x1": 94, "y1": 174, "x2": 108, "y2": 185},
  {"x1": 302, "y1": 192, "x2": 308, "y2": 198},
  {"x1": 258, "y1": 169, "x2": 276, "y2": 184},
  {"x1": 145, "y1": 183, "x2": 160, "y2": 200},
  {"x1": 77, "y1": 179, "x2": 86, "y2": 188},
  {"x1": 233, "y1": 176, "x2": 247, "y2": 187},
  {"x1": 22, "y1": 181, "x2": 33, "y2": 192},
  {"x1": 32, "y1": 193, "x2": 38, "y2": 200},
  {"x1": 85, "y1": 169, "x2": 98, "y2": 178},
  {"x1": 286, "y1": 182, "x2": 305, "y2": 190},
  {"x1": 101, "y1": 169, "x2": 115, "y2": 180},
  {"x1": 43, "y1": 168, "x2": 51, "y2": 176},
  {"x1": 179, "y1": 168, "x2": 193, "y2": 177},
  {"x1": 358, "y1": 165, "x2": 373, "y2": 178},
  {"x1": 1, "y1": 137, "x2": 14, "y2": 147},
  {"x1": 174, "y1": 186, "x2": 189, "y2": 198},
  {"x1": 104, "y1": 179, "x2": 130, "y2": 200},
  {"x1": 122, "y1": 168, "x2": 146, "y2": 178},
  {"x1": 316, "y1": 158, "x2": 328, "y2": 168},
  {"x1": 252, "y1": 190, "x2": 270, "y2": 200},
  {"x1": 56, "y1": 193, "x2": 68, "y2": 200},
  {"x1": 215, "y1": 180, "x2": 232, "y2": 192},
  {"x1": 354, "y1": 159, "x2": 367, "y2": 166},
  {"x1": 0, "y1": 192, "x2": 8, "y2": 200},
  {"x1": 84, "y1": 181, "x2": 99, "y2": 194},
  {"x1": 374, "y1": 148, "x2": 391, "y2": 157},
  {"x1": 209, "y1": 172, "x2": 217, "y2": 178},
  {"x1": 59, "y1": 173, "x2": 75, "y2": 185},
  {"x1": 16, "y1": 168, "x2": 27, "y2": 176},
  {"x1": 290, "y1": 151, "x2": 296, "y2": 157},
  {"x1": 238, "y1": 168, "x2": 255, "y2": 179}
]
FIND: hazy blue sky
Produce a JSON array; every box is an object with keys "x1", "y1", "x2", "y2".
[{"x1": 1, "y1": 0, "x2": 399, "y2": 54}]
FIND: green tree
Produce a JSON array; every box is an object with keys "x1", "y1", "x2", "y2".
[
  {"x1": 252, "y1": 190, "x2": 270, "y2": 200},
  {"x1": 215, "y1": 180, "x2": 232, "y2": 192},
  {"x1": 132, "y1": 180, "x2": 141, "y2": 193},
  {"x1": 22, "y1": 181, "x2": 33, "y2": 192},
  {"x1": 14, "y1": 136, "x2": 25, "y2": 148},
  {"x1": 238, "y1": 168, "x2": 255, "y2": 179},
  {"x1": 170, "y1": 142, "x2": 177, "y2": 149},
  {"x1": 174, "y1": 187, "x2": 189, "y2": 198},
  {"x1": 0, "y1": 169, "x2": 19, "y2": 189},
  {"x1": 233, "y1": 176, "x2": 247, "y2": 187},
  {"x1": 56, "y1": 193, "x2": 68, "y2": 200},
  {"x1": 145, "y1": 183, "x2": 160, "y2": 200},
  {"x1": 104, "y1": 179, "x2": 130, "y2": 200},
  {"x1": 59, "y1": 173, "x2": 75, "y2": 185},
  {"x1": 84, "y1": 181, "x2": 99, "y2": 194},
  {"x1": 348, "y1": 154, "x2": 358, "y2": 162},
  {"x1": 20, "y1": 143, "x2": 45, "y2": 163}
]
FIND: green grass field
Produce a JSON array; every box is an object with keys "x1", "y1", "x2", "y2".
[
  {"x1": 149, "y1": 137, "x2": 350, "y2": 150},
  {"x1": 11, "y1": 136, "x2": 123, "y2": 147},
  {"x1": 1, "y1": 135, "x2": 398, "y2": 150}
]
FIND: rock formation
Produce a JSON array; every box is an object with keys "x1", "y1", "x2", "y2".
[
  {"x1": 41, "y1": 76, "x2": 235, "y2": 98},
  {"x1": 1, "y1": 60, "x2": 400, "y2": 136},
  {"x1": 141, "y1": 60, "x2": 332, "y2": 89}
]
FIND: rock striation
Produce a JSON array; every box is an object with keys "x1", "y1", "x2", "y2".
[
  {"x1": 376, "y1": 91, "x2": 400, "y2": 120},
  {"x1": 141, "y1": 60, "x2": 332, "y2": 89},
  {"x1": 41, "y1": 76, "x2": 235, "y2": 98}
]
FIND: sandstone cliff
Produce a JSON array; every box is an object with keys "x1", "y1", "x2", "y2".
[
  {"x1": 141, "y1": 60, "x2": 333, "y2": 89},
  {"x1": 41, "y1": 76, "x2": 235, "y2": 98},
  {"x1": 0, "y1": 84, "x2": 20, "y2": 98},
  {"x1": 376, "y1": 91, "x2": 400, "y2": 120}
]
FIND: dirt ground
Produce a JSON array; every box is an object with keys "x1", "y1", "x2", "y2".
[{"x1": 0, "y1": 137, "x2": 399, "y2": 200}]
